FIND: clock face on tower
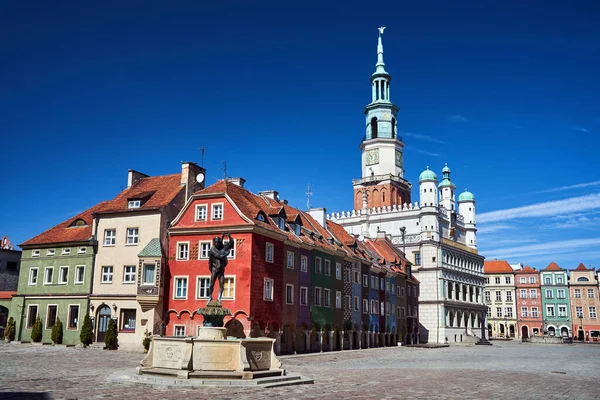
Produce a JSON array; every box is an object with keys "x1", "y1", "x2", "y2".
[
  {"x1": 366, "y1": 149, "x2": 380, "y2": 166},
  {"x1": 395, "y1": 150, "x2": 403, "y2": 167}
]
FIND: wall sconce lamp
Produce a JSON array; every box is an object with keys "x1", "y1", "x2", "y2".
[{"x1": 112, "y1": 303, "x2": 117, "y2": 312}]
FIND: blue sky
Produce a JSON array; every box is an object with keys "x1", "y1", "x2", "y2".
[{"x1": 1, "y1": 1, "x2": 599, "y2": 269}]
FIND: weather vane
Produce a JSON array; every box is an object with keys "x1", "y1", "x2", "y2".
[{"x1": 378, "y1": 26, "x2": 386, "y2": 35}]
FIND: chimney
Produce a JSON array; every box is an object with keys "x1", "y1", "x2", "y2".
[
  {"x1": 128, "y1": 170, "x2": 149, "y2": 188},
  {"x1": 376, "y1": 230, "x2": 387, "y2": 239},
  {"x1": 181, "y1": 162, "x2": 206, "y2": 200},
  {"x1": 308, "y1": 207, "x2": 326, "y2": 227},
  {"x1": 227, "y1": 177, "x2": 246, "y2": 188},
  {"x1": 259, "y1": 190, "x2": 279, "y2": 200}
]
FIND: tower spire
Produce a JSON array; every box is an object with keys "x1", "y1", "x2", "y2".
[{"x1": 376, "y1": 27, "x2": 387, "y2": 74}]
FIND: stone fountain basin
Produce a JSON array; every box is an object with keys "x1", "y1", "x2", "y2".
[{"x1": 138, "y1": 328, "x2": 283, "y2": 380}]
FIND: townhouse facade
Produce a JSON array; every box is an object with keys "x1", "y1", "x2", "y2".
[
  {"x1": 540, "y1": 262, "x2": 571, "y2": 337},
  {"x1": 569, "y1": 263, "x2": 600, "y2": 341},
  {"x1": 89, "y1": 163, "x2": 203, "y2": 350},
  {"x1": 14, "y1": 207, "x2": 100, "y2": 344},
  {"x1": 514, "y1": 266, "x2": 542, "y2": 339},
  {"x1": 0, "y1": 236, "x2": 21, "y2": 337},
  {"x1": 165, "y1": 179, "x2": 419, "y2": 354},
  {"x1": 484, "y1": 260, "x2": 517, "y2": 338}
]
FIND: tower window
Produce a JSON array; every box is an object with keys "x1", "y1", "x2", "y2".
[
  {"x1": 371, "y1": 117, "x2": 378, "y2": 139},
  {"x1": 392, "y1": 118, "x2": 396, "y2": 138},
  {"x1": 382, "y1": 192, "x2": 386, "y2": 202}
]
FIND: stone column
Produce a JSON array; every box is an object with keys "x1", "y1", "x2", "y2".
[
  {"x1": 366, "y1": 331, "x2": 370, "y2": 348},
  {"x1": 374, "y1": 332, "x2": 379, "y2": 347},
  {"x1": 305, "y1": 331, "x2": 311, "y2": 353},
  {"x1": 349, "y1": 331, "x2": 354, "y2": 350},
  {"x1": 328, "y1": 331, "x2": 334, "y2": 352},
  {"x1": 358, "y1": 330, "x2": 362, "y2": 349},
  {"x1": 318, "y1": 331, "x2": 323, "y2": 353},
  {"x1": 292, "y1": 331, "x2": 297, "y2": 354},
  {"x1": 340, "y1": 331, "x2": 345, "y2": 351},
  {"x1": 275, "y1": 331, "x2": 282, "y2": 356}
]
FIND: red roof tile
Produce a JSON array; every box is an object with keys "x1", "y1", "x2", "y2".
[
  {"x1": 543, "y1": 261, "x2": 562, "y2": 271},
  {"x1": 484, "y1": 260, "x2": 513, "y2": 274},
  {"x1": 515, "y1": 265, "x2": 538, "y2": 274},
  {"x1": 95, "y1": 174, "x2": 183, "y2": 214},
  {"x1": 572, "y1": 263, "x2": 590, "y2": 271},
  {"x1": 20, "y1": 201, "x2": 110, "y2": 247},
  {"x1": 0, "y1": 291, "x2": 17, "y2": 299}
]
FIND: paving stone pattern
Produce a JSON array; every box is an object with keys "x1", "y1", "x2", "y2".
[{"x1": 1, "y1": 342, "x2": 599, "y2": 399}]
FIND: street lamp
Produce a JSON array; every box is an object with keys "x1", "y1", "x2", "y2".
[{"x1": 504, "y1": 316, "x2": 508, "y2": 338}]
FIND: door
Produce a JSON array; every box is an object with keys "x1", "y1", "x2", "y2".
[
  {"x1": 96, "y1": 305, "x2": 111, "y2": 342},
  {"x1": 521, "y1": 325, "x2": 529, "y2": 339}
]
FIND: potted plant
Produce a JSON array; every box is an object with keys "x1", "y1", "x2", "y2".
[
  {"x1": 80, "y1": 313, "x2": 93, "y2": 348},
  {"x1": 104, "y1": 319, "x2": 118, "y2": 350},
  {"x1": 31, "y1": 315, "x2": 42, "y2": 343},
  {"x1": 51, "y1": 317, "x2": 64, "y2": 344},
  {"x1": 142, "y1": 330, "x2": 151, "y2": 353},
  {"x1": 4, "y1": 317, "x2": 16, "y2": 342}
]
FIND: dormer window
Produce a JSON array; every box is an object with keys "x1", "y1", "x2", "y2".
[
  {"x1": 257, "y1": 213, "x2": 265, "y2": 222},
  {"x1": 295, "y1": 224, "x2": 301, "y2": 236},
  {"x1": 278, "y1": 218, "x2": 285, "y2": 230},
  {"x1": 128, "y1": 200, "x2": 141, "y2": 209},
  {"x1": 69, "y1": 219, "x2": 88, "y2": 228}
]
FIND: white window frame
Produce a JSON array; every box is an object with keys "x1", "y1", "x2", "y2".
[
  {"x1": 101, "y1": 266, "x2": 113, "y2": 283},
  {"x1": 29, "y1": 267, "x2": 38, "y2": 285},
  {"x1": 174, "y1": 325, "x2": 186, "y2": 337},
  {"x1": 287, "y1": 251, "x2": 294, "y2": 269},
  {"x1": 315, "y1": 257, "x2": 322, "y2": 274},
  {"x1": 590, "y1": 306, "x2": 597, "y2": 319},
  {"x1": 545, "y1": 289, "x2": 553, "y2": 299},
  {"x1": 221, "y1": 276, "x2": 236, "y2": 300},
  {"x1": 363, "y1": 274, "x2": 368, "y2": 287},
  {"x1": 335, "y1": 291, "x2": 341, "y2": 308},
  {"x1": 506, "y1": 291, "x2": 512, "y2": 301},
  {"x1": 142, "y1": 263, "x2": 156, "y2": 286},
  {"x1": 557, "y1": 289, "x2": 566, "y2": 299},
  {"x1": 123, "y1": 265, "x2": 136, "y2": 283},
  {"x1": 58, "y1": 266, "x2": 69, "y2": 285},
  {"x1": 74, "y1": 265, "x2": 85, "y2": 284},
  {"x1": 225, "y1": 238, "x2": 236, "y2": 259},
  {"x1": 300, "y1": 286, "x2": 308, "y2": 306},
  {"x1": 520, "y1": 277, "x2": 526, "y2": 284},
  {"x1": 521, "y1": 307, "x2": 528, "y2": 318},
  {"x1": 44, "y1": 267, "x2": 54, "y2": 285},
  {"x1": 315, "y1": 287, "x2": 322, "y2": 306},
  {"x1": 324, "y1": 259, "x2": 331, "y2": 276},
  {"x1": 32, "y1": 250, "x2": 40, "y2": 257},
  {"x1": 177, "y1": 242, "x2": 190, "y2": 260},
  {"x1": 335, "y1": 263, "x2": 341, "y2": 280},
  {"x1": 126, "y1": 227, "x2": 139, "y2": 245},
  {"x1": 174, "y1": 276, "x2": 188, "y2": 299},
  {"x1": 587, "y1": 289, "x2": 595, "y2": 298},
  {"x1": 211, "y1": 203, "x2": 224, "y2": 221},
  {"x1": 45, "y1": 304, "x2": 58, "y2": 329},
  {"x1": 62, "y1": 248, "x2": 71, "y2": 255},
  {"x1": 197, "y1": 276, "x2": 211, "y2": 299},
  {"x1": 354, "y1": 296, "x2": 359, "y2": 311},
  {"x1": 363, "y1": 299, "x2": 368, "y2": 314},
  {"x1": 128, "y1": 199, "x2": 141, "y2": 208},
  {"x1": 104, "y1": 229, "x2": 116, "y2": 246},
  {"x1": 520, "y1": 289, "x2": 527, "y2": 299},
  {"x1": 195, "y1": 204, "x2": 208, "y2": 221},
  {"x1": 47, "y1": 249, "x2": 55, "y2": 256},
  {"x1": 300, "y1": 255, "x2": 307, "y2": 272},
  {"x1": 575, "y1": 288, "x2": 582, "y2": 298},
  {"x1": 531, "y1": 307, "x2": 539, "y2": 318},
  {"x1": 266, "y1": 242, "x2": 274, "y2": 263},
  {"x1": 78, "y1": 247, "x2": 87, "y2": 254},
  {"x1": 324, "y1": 288, "x2": 331, "y2": 307},
  {"x1": 530, "y1": 289, "x2": 537, "y2": 299},
  {"x1": 67, "y1": 304, "x2": 80, "y2": 330},
  {"x1": 558, "y1": 305, "x2": 567, "y2": 317},
  {"x1": 198, "y1": 241, "x2": 211, "y2": 259},
  {"x1": 546, "y1": 305, "x2": 555, "y2": 317},
  {"x1": 529, "y1": 276, "x2": 535, "y2": 284},
  {"x1": 26, "y1": 305, "x2": 39, "y2": 328},
  {"x1": 576, "y1": 306, "x2": 584, "y2": 318},
  {"x1": 285, "y1": 284, "x2": 294, "y2": 305},
  {"x1": 264, "y1": 278, "x2": 274, "y2": 301}
]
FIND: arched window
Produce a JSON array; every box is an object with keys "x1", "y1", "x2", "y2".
[
  {"x1": 371, "y1": 117, "x2": 378, "y2": 139},
  {"x1": 391, "y1": 118, "x2": 396, "y2": 138},
  {"x1": 577, "y1": 277, "x2": 589, "y2": 282}
]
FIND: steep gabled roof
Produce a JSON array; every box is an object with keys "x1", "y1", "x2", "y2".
[
  {"x1": 484, "y1": 260, "x2": 513, "y2": 274},
  {"x1": 95, "y1": 174, "x2": 183, "y2": 214},
  {"x1": 572, "y1": 263, "x2": 590, "y2": 271},
  {"x1": 515, "y1": 265, "x2": 538, "y2": 274},
  {"x1": 543, "y1": 261, "x2": 562, "y2": 271},
  {"x1": 20, "y1": 201, "x2": 110, "y2": 247}
]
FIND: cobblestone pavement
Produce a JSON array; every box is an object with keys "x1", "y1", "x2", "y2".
[{"x1": 1, "y1": 341, "x2": 599, "y2": 399}]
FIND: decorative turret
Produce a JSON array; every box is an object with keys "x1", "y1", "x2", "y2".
[
  {"x1": 438, "y1": 163, "x2": 456, "y2": 211},
  {"x1": 419, "y1": 166, "x2": 438, "y2": 207},
  {"x1": 458, "y1": 188, "x2": 477, "y2": 249},
  {"x1": 353, "y1": 28, "x2": 411, "y2": 211}
]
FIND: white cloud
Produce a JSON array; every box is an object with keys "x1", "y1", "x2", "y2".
[
  {"x1": 575, "y1": 127, "x2": 590, "y2": 133},
  {"x1": 477, "y1": 223, "x2": 514, "y2": 234},
  {"x1": 402, "y1": 132, "x2": 444, "y2": 144},
  {"x1": 535, "y1": 181, "x2": 600, "y2": 194},
  {"x1": 450, "y1": 114, "x2": 467, "y2": 123},
  {"x1": 484, "y1": 238, "x2": 600, "y2": 260},
  {"x1": 413, "y1": 149, "x2": 440, "y2": 157},
  {"x1": 478, "y1": 193, "x2": 600, "y2": 223}
]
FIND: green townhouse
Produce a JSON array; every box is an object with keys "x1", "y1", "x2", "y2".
[
  {"x1": 540, "y1": 262, "x2": 572, "y2": 338},
  {"x1": 11, "y1": 203, "x2": 105, "y2": 344}
]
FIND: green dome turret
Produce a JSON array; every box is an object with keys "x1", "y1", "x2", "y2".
[
  {"x1": 438, "y1": 163, "x2": 456, "y2": 189},
  {"x1": 419, "y1": 166, "x2": 438, "y2": 182},
  {"x1": 458, "y1": 189, "x2": 475, "y2": 202}
]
